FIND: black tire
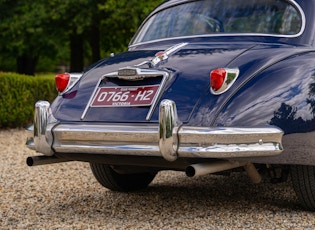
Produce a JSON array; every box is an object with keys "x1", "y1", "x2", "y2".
[
  {"x1": 290, "y1": 165, "x2": 315, "y2": 211},
  {"x1": 90, "y1": 163, "x2": 157, "y2": 192}
]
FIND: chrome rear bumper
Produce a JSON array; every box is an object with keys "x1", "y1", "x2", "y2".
[{"x1": 26, "y1": 100, "x2": 283, "y2": 162}]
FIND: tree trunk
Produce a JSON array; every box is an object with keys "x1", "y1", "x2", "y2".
[
  {"x1": 89, "y1": 25, "x2": 101, "y2": 63},
  {"x1": 16, "y1": 55, "x2": 38, "y2": 76},
  {"x1": 70, "y1": 34, "x2": 84, "y2": 72}
]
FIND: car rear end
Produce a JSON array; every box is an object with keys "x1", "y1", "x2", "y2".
[{"x1": 26, "y1": 0, "x2": 315, "y2": 211}]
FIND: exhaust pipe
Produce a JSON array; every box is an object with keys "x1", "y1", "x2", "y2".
[
  {"x1": 185, "y1": 161, "x2": 261, "y2": 184},
  {"x1": 243, "y1": 163, "x2": 262, "y2": 184},
  {"x1": 186, "y1": 161, "x2": 247, "y2": 177},
  {"x1": 26, "y1": 155, "x2": 71, "y2": 167}
]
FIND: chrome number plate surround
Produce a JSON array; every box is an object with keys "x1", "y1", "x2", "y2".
[
  {"x1": 81, "y1": 68, "x2": 170, "y2": 121},
  {"x1": 91, "y1": 85, "x2": 160, "y2": 107}
]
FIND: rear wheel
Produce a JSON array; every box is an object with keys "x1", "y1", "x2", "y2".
[
  {"x1": 290, "y1": 165, "x2": 315, "y2": 211},
  {"x1": 90, "y1": 163, "x2": 157, "y2": 192}
]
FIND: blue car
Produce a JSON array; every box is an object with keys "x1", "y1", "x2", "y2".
[{"x1": 26, "y1": 0, "x2": 315, "y2": 210}]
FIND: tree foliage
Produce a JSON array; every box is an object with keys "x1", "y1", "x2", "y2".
[
  {"x1": 0, "y1": 0, "x2": 59, "y2": 74},
  {"x1": 0, "y1": 0, "x2": 163, "y2": 75}
]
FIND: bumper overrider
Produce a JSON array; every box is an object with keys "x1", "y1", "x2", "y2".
[{"x1": 26, "y1": 100, "x2": 284, "y2": 164}]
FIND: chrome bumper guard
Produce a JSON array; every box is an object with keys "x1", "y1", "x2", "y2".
[{"x1": 26, "y1": 100, "x2": 283, "y2": 162}]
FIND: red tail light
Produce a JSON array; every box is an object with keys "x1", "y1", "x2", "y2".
[
  {"x1": 210, "y1": 68, "x2": 226, "y2": 91},
  {"x1": 55, "y1": 73, "x2": 70, "y2": 93},
  {"x1": 210, "y1": 68, "x2": 240, "y2": 95}
]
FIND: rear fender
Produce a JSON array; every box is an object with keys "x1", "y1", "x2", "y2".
[
  {"x1": 214, "y1": 52, "x2": 315, "y2": 133},
  {"x1": 212, "y1": 52, "x2": 315, "y2": 165}
]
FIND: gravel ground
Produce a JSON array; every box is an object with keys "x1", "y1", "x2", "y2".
[{"x1": 1, "y1": 129, "x2": 315, "y2": 229}]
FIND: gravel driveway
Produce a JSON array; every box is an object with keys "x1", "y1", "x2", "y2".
[{"x1": 1, "y1": 129, "x2": 315, "y2": 229}]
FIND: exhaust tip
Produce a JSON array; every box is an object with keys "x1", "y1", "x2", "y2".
[
  {"x1": 185, "y1": 166, "x2": 196, "y2": 177},
  {"x1": 26, "y1": 157, "x2": 34, "y2": 167},
  {"x1": 26, "y1": 155, "x2": 71, "y2": 167}
]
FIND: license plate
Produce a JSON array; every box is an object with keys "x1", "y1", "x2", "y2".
[{"x1": 91, "y1": 85, "x2": 160, "y2": 107}]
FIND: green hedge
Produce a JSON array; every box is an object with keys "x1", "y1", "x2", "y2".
[{"x1": 0, "y1": 72, "x2": 58, "y2": 128}]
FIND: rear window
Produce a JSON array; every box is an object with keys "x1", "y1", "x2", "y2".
[{"x1": 133, "y1": 0, "x2": 303, "y2": 43}]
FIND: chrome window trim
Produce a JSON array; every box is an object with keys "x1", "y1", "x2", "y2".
[{"x1": 129, "y1": 0, "x2": 306, "y2": 48}]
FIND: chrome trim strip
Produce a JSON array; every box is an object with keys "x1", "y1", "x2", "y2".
[
  {"x1": 81, "y1": 75, "x2": 106, "y2": 120},
  {"x1": 129, "y1": 32, "x2": 304, "y2": 49},
  {"x1": 146, "y1": 71, "x2": 169, "y2": 120}
]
